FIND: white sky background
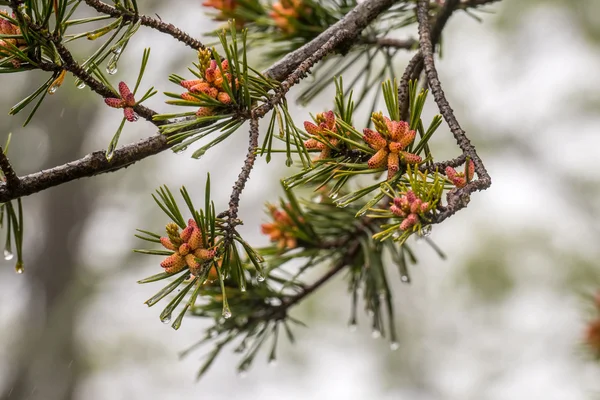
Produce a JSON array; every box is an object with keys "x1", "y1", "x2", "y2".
[{"x1": 1, "y1": 1, "x2": 600, "y2": 399}]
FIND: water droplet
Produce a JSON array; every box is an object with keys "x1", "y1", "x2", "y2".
[
  {"x1": 240, "y1": 287, "x2": 247, "y2": 292},
  {"x1": 238, "y1": 370, "x2": 247, "y2": 379},
  {"x1": 257, "y1": 273, "x2": 265, "y2": 282},
  {"x1": 4, "y1": 249, "x2": 13, "y2": 260},
  {"x1": 392, "y1": 231, "x2": 400, "y2": 239},
  {"x1": 421, "y1": 225, "x2": 432, "y2": 237},
  {"x1": 268, "y1": 359, "x2": 278, "y2": 367},
  {"x1": 222, "y1": 306, "x2": 232, "y2": 319},
  {"x1": 371, "y1": 329, "x2": 381, "y2": 339},
  {"x1": 48, "y1": 84, "x2": 60, "y2": 94},
  {"x1": 401, "y1": 275, "x2": 410, "y2": 283},
  {"x1": 15, "y1": 263, "x2": 24, "y2": 274},
  {"x1": 105, "y1": 148, "x2": 114, "y2": 161},
  {"x1": 348, "y1": 322, "x2": 357, "y2": 332},
  {"x1": 329, "y1": 193, "x2": 338, "y2": 200},
  {"x1": 112, "y1": 43, "x2": 124, "y2": 55},
  {"x1": 160, "y1": 313, "x2": 172, "y2": 324},
  {"x1": 285, "y1": 158, "x2": 293, "y2": 167},
  {"x1": 366, "y1": 309, "x2": 374, "y2": 317},
  {"x1": 76, "y1": 80, "x2": 85, "y2": 89},
  {"x1": 209, "y1": 329, "x2": 218, "y2": 338},
  {"x1": 106, "y1": 58, "x2": 118, "y2": 75},
  {"x1": 312, "y1": 194, "x2": 323, "y2": 203},
  {"x1": 390, "y1": 342, "x2": 399, "y2": 351}
]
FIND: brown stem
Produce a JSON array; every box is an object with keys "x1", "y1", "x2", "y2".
[
  {"x1": 82, "y1": 0, "x2": 206, "y2": 50},
  {"x1": 226, "y1": 117, "x2": 259, "y2": 225},
  {"x1": 0, "y1": 147, "x2": 19, "y2": 189},
  {"x1": 398, "y1": 0, "x2": 461, "y2": 120},
  {"x1": 416, "y1": 0, "x2": 491, "y2": 222},
  {"x1": 360, "y1": 36, "x2": 417, "y2": 50}
]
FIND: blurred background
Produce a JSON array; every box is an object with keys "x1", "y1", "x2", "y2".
[{"x1": 1, "y1": 0, "x2": 599, "y2": 399}]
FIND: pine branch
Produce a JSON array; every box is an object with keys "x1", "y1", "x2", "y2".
[
  {"x1": 415, "y1": 0, "x2": 491, "y2": 222},
  {"x1": 253, "y1": 29, "x2": 353, "y2": 119},
  {"x1": 38, "y1": 42, "x2": 158, "y2": 123},
  {"x1": 82, "y1": 0, "x2": 206, "y2": 50},
  {"x1": 0, "y1": 0, "x2": 396, "y2": 203},
  {"x1": 225, "y1": 117, "x2": 259, "y2": 225},
  {"x1": 398, "y1": 0, "x2": 461, "y2": 120},
  {"x1": 0, "y1": 147, "x2": 19, "y2": 189},
  {"x1": 361, "y1": 36, "x2": 417, "y2": 50},
  {"x1": 265, "y1": 0, "x2": 396, "y2": 81}
]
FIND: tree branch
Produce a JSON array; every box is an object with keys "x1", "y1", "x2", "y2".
[
  {"x1": 82, "y1": 0, "x2": 206, "y2": 51},
  {"x1": 0, "y1": 147, "x2": 19, "y2": 189},
  {"x1": 415, "y1": 0, "x2": 491, "y2": 222},
  {"x1": 398, "y1": 0, "x2": 461, "y2": 120},
  {"x1": 360, "y1": 36, "x2": 417, "y2": 50},
  {"x1": 0, "y1": 0, "x2": 396, "y2": 203}
]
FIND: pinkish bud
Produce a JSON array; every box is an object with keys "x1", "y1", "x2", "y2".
[
  {"x1": 123, "y1": 107, "x2": 138, "y2": 122},
  {"x1": 399, "y1": 213, "x2": 419, "y2": 231},
  {"x1": 104, "y1": 98, "x2": 124, "y2": 108},
  {"x1": 160, "y1": 237, "x2": 176, "y2": 251}
]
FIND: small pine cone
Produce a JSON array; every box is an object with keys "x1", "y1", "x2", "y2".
[
  {"x1": 189, "y1": 82, "x2": 211, "y2": 93},
  {"x1": 194, "y1": 248, "x2": 216, "y2": 261},
  {"x1": 160, "y1": 237, "x2": 176, "y2": 251},
  {"x1": 399, "y1": 213, "x2": 419, "y2": 231},
  {"x1": 123, "y1": 107, "x2": 138, "y2": 122},
  {"x1": 180, "y1": 225, "x2": 194, "y2": 242},
  {"x1": 406, "y1": 191, "x2": 417, "y2": 204},
  {"x1": 187, "y1": 219, "x2": 198, "y2": 228},
  {"x1": 388, "y1": 141, "x2": 404, "y2": 153},
  {"x1": 420, "y1": 202, "x2": 430, "y2": 213},
  {"x1": 118, "y1": 82, "x2": 134, "y2": 105},
  {"x1": 388, "y1": 120, "x2": 410, "y2": 143},
  {"x1": 221, "y1": 59, "x2": 229, "y2": 71},
  {"x1": 321, "y1": 110, "x2": 336, "y2": 130},
  {"x1": 397, "y1": 129, "x2": 416, "y2": 149},
  {"x1": 304, "y1": 121, "x2": 320, "y2": 135},
  {"x1": 205, "y1": 67, "x2": 217, "y2": 83},
  {"x1": 387, "y1": 152, "x2": 399, "y2": 180},
  {"x1": 181, "y1": 79, "x2": 204, "y2": 90},
  {"x1": 410, "y1": 198, "x2": 423, "y2": 214},
  {"x1": 214, "y1": 75, "x2": 224, "y2": 88},
  {"x1": 400, "y1": 152, "x2": 422, "y2": 164},
  {"x1": 363, "y1": 128, "x2": 387, "y2": 150},
  {"x1": 181, "y1": 92, "x2": 197, "y2": 101},
  {"x1": 179, "y1": 243, "x2": 191, "y2": 256},
  {"x1": 368, "y1": 148, "x2": 388, "y2": 169},
  {"x1": 161, "y1": 253, "x2": 186, "y2": 273},
  {"x1": 467, "y1": 159, "x2": 475, "y2": 181},
  {"x1": 207, "y1": 87, "x2": 219, "y2": 99},
  {"x1": 217, "y1": 91, "x2": 232, "y2": 104},
  {"x1": 390, "y1": 204, "x2": 406, "y2": 217},
  {"x1": 304, "y1": 138, "x2": 320, "y2": 149},
  {"x1": 185, "y1": 253, "x2": 201, "y2": 269},
  {"x1": 104, "y1": 98, "x2": 124, "y2": 108},
  {"x1": 187, "y1": 228, "x2": 203, "y2": 250},
  {"x1": 196, "y1": 107, "x2": 214, "y2": 117}
]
